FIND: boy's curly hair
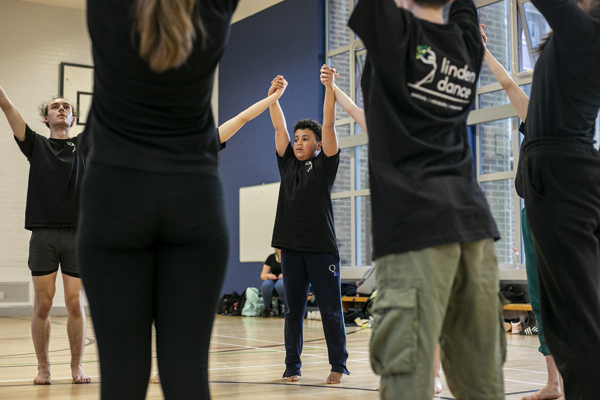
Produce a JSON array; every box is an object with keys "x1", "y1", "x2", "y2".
[
  {"x1": 293, "y1": 119, "x2": 322, "y2": 142},
  {"x1": 39, "y1": 97, "x2": 77, "y2": 128}
]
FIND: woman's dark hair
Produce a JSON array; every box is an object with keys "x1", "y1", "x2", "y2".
[
  {"x1": 293, "y1": 119, "x2": 323, "y2": 142},
  {"x1": 135, "y1": 0, "x2": 206, "y2": 73}
]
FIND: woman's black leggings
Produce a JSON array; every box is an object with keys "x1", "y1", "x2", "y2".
[
  {"x1": 78, "y1": 163, "x2": 229, "y2": 400},
  {"x1": 519, "y1": 138, "x2": 600, "y2": 400}
]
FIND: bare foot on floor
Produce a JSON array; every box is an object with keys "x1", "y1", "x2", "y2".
[
  {"x1": 434, "y1": 376, "x2": 442, "y2": 394},
  {"x1": 150, "y1": 373, "x2": 160, "y2": 384},
  {"x1": 71, "y1": 364, "x2": 91, "y2": 384},
  {"x1": 34, "y1": 366, "x2": 51, "y2": 385},
  {"x1": 326, "y1": 372, "x2": 343, "y2": 384},
  {"x1": 521, "y1": 385, "x2": 564, "y2": 400},
  {"x1": 286, "y1": 375, "x2": 300, "y2": 382}
]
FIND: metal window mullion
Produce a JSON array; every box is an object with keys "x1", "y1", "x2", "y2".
[
  {"x1": 476, "y1": 0, "x2": 505, "y2": 8},
  {"x1": 468, "y1": 104, "x2": 518, "y2": 125},
  {"x1": 477, "y1": 75, "x2": 533, "y2": 97},
  {"x1": 335, "y1": 116, "x2": 355, "y2": 126},
  {"x1": 326, "y1": 45, "x2": 352, "y2": 59},
  {"x1": 479, "y1": 171, "x2": 516, "y2": 182},
  {"x1": 510, "y1": 0, "x2": 529, "y2": 78},
  {"x1": 518, "y1": 0, "x2": 536, "y2": 70},
  {"x1": 331, "y1": 189, "x2": 370, "y2": 200},
  {"x1": 477, "y1": 83, "x2": 504, "y2": 95}
]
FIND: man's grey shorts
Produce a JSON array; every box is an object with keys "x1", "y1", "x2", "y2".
[{"x1": 29, "y1": 227, "x2": 80, "y2": 278}]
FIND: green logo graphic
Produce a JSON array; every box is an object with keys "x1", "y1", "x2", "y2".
[{"x1": 416, "y1": 45, "x2": 431, "y2": 60}]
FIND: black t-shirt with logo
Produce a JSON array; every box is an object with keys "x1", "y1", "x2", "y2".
[
  {"x1": 15, "y1": 125, "x2": 86, "y2": 230},
  {"x1": 264, "y1": 253, "x2": 282, "y2": 277},
  {"x1": 271, "y1": 143, "x2": 340, "y2": 253},
  {"x1": 350, "y1": 0, "x2": 499, "y2": 258}
]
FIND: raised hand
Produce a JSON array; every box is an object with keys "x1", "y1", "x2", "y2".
[
  {"x1": 269, "y1": 75, "x2": 287, "y2": 97},
  {"x1": 320, "y1": 65, "x2": 337, "y2": 89},
  {"x1": 480, "y1": 24, "x2": 488, "y2": 47}
]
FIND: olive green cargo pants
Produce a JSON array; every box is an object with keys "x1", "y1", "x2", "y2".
[{"x1": 371, "y1": 239, "x2": 506, "y2": 400}]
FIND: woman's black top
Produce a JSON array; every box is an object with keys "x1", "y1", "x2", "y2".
[{"x1": 86, "y1": 0, "x2": 239, "y2": 174}]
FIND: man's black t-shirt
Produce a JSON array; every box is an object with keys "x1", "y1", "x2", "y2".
[
  {"x1": 264, "y1": 253, "x2": 282, "y2": 277},
  {"x1": 271, "y1": 144, "x2": 340, "y2": 253},
  {"x1": 15, "y1": 125, "x2": 86, "y2": 230},
  {"x1": 349, "y1": 0, "x2": 499, "y2": 258},
  {"x1": 86, "y1": 0, "x2": 238, "y2": 174},
  {"x1": 523, "y1": 0, "x2": 600, "y2": 144}
]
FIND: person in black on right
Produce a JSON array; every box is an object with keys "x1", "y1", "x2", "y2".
[{"x1": 515, "y1": 0, "x2": 600, "y2": 398}]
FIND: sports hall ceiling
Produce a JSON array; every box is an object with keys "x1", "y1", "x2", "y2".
[{"x1": 18, "y1": 0, "x2": 285, "y2": 23}]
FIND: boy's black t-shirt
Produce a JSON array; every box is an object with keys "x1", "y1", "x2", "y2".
[
  {"x1": 349, "y1": 0, "x2": 499, "y2": 258},
  {"x1": 524, "y1": 0, "x2": 600, "y2": 144},
  {"x1": 264, "y1": 253, "x2": 282, "y2": 277},
  {"x1": 86, "y1": 0, "x2": 238, "y2": 174},
  {"x1": 15, "y1": 125, "x2": 86, "y2": 230},
  {"x1": 272, "y1": 143, "x2": 340, "y2": 253}
]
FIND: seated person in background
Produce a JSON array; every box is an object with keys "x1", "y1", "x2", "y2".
[{"x1": 261, "y1": 248, "x2": 284, "y2": 318}]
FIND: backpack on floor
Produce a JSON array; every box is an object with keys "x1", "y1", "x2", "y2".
[
  {"x1": 217, "y1": 291, "x2": 242, "y2": 315},
  {"x1": 500, "y1": 284, "x2": 525, "y2": 304},
  {"x1": 362, "y1": 290, "x2": 378, "y2": 318},
  {"x1": 357, "y1": 266, "x2": 376, "y2": 296},
  {"x1": 241, "y1": 287, "x2": 263, "y2": 317}
]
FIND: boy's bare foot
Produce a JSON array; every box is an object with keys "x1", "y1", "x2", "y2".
[
  {"x1": 326, "y1": 371, "x2": 343, "y2": 384},
  {"x1": 150, "y1": 373, "x2": 161, "y2": 384},
  {"x1": 71, "y1": 364, "x2": 91, "y2": 384},
  {"x1": 34, "y1": 365, "x2": 51, "y2": 385},
  {"x1": 286, "y1": 375, "x2": 300, "y2": 382},
  {"x1": 521, "y1": 385, "x2": 564, "y2": 400},
  {"x1": 434, "y1": 376, "x2": 442, "y2": 394}
]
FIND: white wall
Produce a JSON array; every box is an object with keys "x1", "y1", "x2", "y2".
[{"x1": 0, "y1": 0, "x2": 92, "y2": 312}]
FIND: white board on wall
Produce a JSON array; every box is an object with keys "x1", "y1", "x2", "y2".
[{"x1": 239, "y1": 182, "x2": 280, "y2": 262}]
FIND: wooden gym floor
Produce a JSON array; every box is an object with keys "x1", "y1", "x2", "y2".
[{"x1": 0, "y1": 314, "x2": 548, "y2": 399}]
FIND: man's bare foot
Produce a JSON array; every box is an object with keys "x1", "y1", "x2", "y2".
[
  {"x1": 326, "y1": 371, "x2": 343, "y2": 384},
  {"x1": 286, "y1": 375, "x2": 300, "y2": 382},
  {"x1": 434, "y1": 376, "x2": 442, "y2": 394},
  {"x1": 150, "y1": 373, "x2": 160, "y2": 384},
  {"x1": 71, "y1": 364, "x2": 91, "y2": 384},
  {"x1": 34, "y1": 366, "x2": 51, "y2": 385},
  {"x1": 521, "y1": 385, "x2": 564, "y2": 400}
]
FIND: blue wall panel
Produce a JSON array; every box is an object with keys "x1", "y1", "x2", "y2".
[{"x1": 219, "y1": 0, "x2": 325, "y2": 294}]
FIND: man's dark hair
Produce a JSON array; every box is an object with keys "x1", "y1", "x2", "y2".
[
  {"x1": 39, "y1": 97, "x2": 78, "y2": 128},
  {"x1": 413, "y1": 0, "x2": 449, "y2": 8},
  {"x1": 293, "y1": 119, "x2": 322, "y2": 142}
]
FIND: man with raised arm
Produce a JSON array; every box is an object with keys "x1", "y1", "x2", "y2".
[{"x1": 0, "y1": 85, "x2": 90, "y2": 385}]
